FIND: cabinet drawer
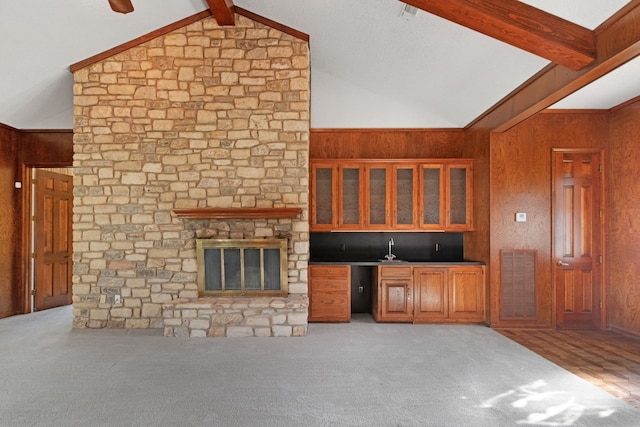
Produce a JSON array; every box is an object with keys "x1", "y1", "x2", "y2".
[
  {"x1": 309, "y1": 265, "x2": 350, "y2": 278},
  {"x1": 310, "y1": 279, "x2": 349, "y2": 292},
  {"x1": 378, "y1": 266, "x2": 412, "y2": 278}
]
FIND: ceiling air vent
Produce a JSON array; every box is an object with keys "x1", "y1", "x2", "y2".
[{"x1": 400, "y1": 4, "x2": 419, "y2": 18}]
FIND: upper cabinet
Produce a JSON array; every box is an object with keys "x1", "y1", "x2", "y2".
[
  {"x1": 310, "y1": 164, "x2": 337, "y2": 230},
  {"x1": 339, "y1": 165, "x2": 365, "y2": 229},
  {"x1": 311, "y1": 159, "x2": 473, "y2": 232},
  {"x1": 393, "y1": 164, "x2": 419, "y2": 229},
  {"x1": 446, "y1": 163, "x2": 473, "y2": 230},
  {"x1": 366, "y1": 165, "x2": 390, "y2": 228},
  {"x1": 420, "y1": 164, "x2": 445, "y2": 229}
]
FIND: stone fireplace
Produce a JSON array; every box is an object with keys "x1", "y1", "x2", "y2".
[{"x1": 71, "y1": 12, "x2": 310, "y2": 336}]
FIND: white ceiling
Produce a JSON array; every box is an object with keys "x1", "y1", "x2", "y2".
[{"x1": 0, "y1": 0, "x2": 633, "y2": 130}]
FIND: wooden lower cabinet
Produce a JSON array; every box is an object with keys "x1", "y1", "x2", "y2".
[
  {"x1": 447, "y1": 266, "x2": 485, "y2": 322},
  {"x1": 374, "y1": 265, "x2": 485, "y2": 323},
  {"x1": 309, "y1": 265, "x2": 351, "y2": 322},
  {"x1": 372, "y1": 265, "x2": 413, "y2": 322},
  {"x1": 413, "y1": 267, "x2": 448, "y2": 322}
]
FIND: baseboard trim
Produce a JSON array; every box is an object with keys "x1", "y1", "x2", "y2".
[{"x1": 608, "y1": 325, "x2": 640, "y2": 340}]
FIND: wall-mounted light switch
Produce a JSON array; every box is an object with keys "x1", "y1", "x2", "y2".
[
  {"x1": 515, "y1": 212, "x2": 527, "y2": 222},
  {"x1": 114, "y1": 295, "x2": 121, "y2": 305}
]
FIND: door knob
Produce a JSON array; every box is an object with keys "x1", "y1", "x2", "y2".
[{"x1": 557, "y1": 261, "x2": 569, "y2": 266}]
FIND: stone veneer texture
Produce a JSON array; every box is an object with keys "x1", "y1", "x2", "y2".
[{"x1": 72, "y1": 15, "x2": 310, "y2": 336}]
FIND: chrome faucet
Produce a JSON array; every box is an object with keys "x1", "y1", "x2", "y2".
[{"x1": 385, "y1": 238, "x2": 396, "y2": 261}]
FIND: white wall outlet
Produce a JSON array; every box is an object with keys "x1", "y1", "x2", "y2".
[
  {"x1": 114, "y1": 295, "x2": 121, "y2": 305},
  {"x1": 515, "y1": 212, "x2": 527, "y2": 222}
]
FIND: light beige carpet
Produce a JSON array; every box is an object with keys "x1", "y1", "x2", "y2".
[{"x1": 1, "y1": 306, "x2": 639, "y2": 426}]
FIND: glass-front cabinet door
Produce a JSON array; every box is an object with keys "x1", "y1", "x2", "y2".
[
  {"x1": 338, "y1": 165, "x2": 363, "y2": 228},
  {"x1": 420, "y1": 164, "x2": 445, "y2": 229},
  {"x1": 311, "y1": 164, "x2": 336, "y2": 230},
  {"x1": 446, "y1": 163, "x2": 473, "y2": 230},
  {"x1": 393, "y1": 165, "x2": 418, "y2": 228},
  {"x1": 366, "y1": 166, "x2": 390, "y2": 228}
]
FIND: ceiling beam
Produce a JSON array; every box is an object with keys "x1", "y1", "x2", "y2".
[
  {"x1": 108, "y1": 0, "x2": 134, "y2": 14},
  {"x1": 401, "y1": 0, "x2": 595, "y2": 70},
  {"x1": 467, "y1": 1, "x2": 640, "y2": 132},
  {"x1": 206, "y1": 0, "x2": 236, "y2": 26}
]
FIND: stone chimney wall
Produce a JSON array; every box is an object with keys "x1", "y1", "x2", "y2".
[{"x1": 72, "y1": 15, "x2": 310, "y2": 335}]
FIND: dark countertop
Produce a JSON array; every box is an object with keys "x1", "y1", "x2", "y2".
[{"x1": 309, "y1": 259, "x2": 485, "y2": 266}]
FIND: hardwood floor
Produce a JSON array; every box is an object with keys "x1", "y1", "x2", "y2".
[{"x1": 497, "y1": 329, "x2": 640, "y2": 409}]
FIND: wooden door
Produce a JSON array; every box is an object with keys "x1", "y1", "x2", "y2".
[
  {"x1": 413, "y1": 267, "x2": 448, "y2": 322},
  {"x1": 553, "y1": 151, "x2": 603, "y2": 329},
  {"x1": 34, "y1": 170, "x2": 73, "y2": 311}
]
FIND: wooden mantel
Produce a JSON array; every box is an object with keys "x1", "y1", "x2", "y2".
[{"x1": 173, "y1": 207, "x2": 302, "y2": 219}]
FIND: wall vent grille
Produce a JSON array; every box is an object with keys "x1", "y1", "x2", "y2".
[{"x1": 500, "y1": 250, "x2": 537, "y2": 319}]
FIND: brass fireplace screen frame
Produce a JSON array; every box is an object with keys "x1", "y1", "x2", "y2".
[{"x1": 196, "y1": 238, "x2": 288, "y2": 297}]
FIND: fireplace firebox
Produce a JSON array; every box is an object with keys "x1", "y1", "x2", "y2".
[{"x1": 196, "y1": 239, "x2": 289, "y2": 297}]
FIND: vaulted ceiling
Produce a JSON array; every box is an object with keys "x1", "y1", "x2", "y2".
[{"x1": 0, "y1": 0, "x2": 635, "y2": 130}]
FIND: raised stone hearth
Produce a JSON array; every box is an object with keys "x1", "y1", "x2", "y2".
[{"x1": 163, "y1": 295, "x2": 308, "y2": 337}]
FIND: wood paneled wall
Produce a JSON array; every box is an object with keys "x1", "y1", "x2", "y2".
[
  {"x1": 310, "y1": 129, "x2": 465, "y2": 158},
  {"x1": 608, "y1": 99, "x2": 640, "y2": 337},
  {"x1": 0, "y1": 127, "x2": 73, "y2": 319},
  {"x1": 0, "y1": 124, "x2": 20, "y2": 318},
  {"x1": 463, "y1": 127, "x2": 491, "y2": 319},
  {"x1": 489, "y1": 111, "x2": 608, "y2": 328},
  {"x1": 462, "y1": 128, "x2": 491, "y2": 262},
  {"x1": 21, "y1": 130, "x2": 73, "y2": 167}
]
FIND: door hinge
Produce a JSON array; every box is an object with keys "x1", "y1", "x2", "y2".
[
  {"x1": 598, "y1": 164, "x2": 602, "y2": 173},
  {"x1": 599, "y1": 209, "x2": 603, "y2": 219},
  {"x1": 599, "y1": 255, "x2": 603, "y2": 264},
  {"x1": 31, "y1": 253, "x2": 36, "y2": 259},
  {"x1": 600, "y1": 300, "x2": 603, "y2": 309},
  {"x1": 32, "y1": 215, "x2": 37, "y2": 221},
  {"x1": 30, "y1": 289, "x2": 36, "y2": 296}
]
